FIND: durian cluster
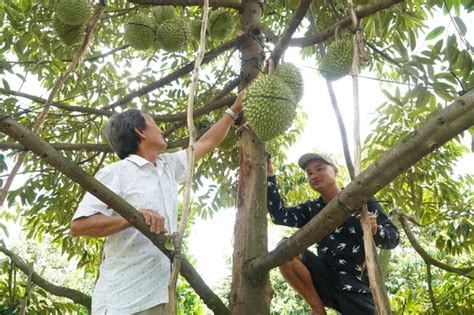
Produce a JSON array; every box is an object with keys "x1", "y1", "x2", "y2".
[
  {"x1": 53, "y1": 0, "x2": 92, "y2": 45},
  {"x1": 124, "y1": 7, "x2": 236, "y2": 52},
  {"x1": 244, "y1": 63, "x2": 303, "y2": 142},
  {"x1": 319, "y1": 38, "x2": 353, "y2": 81}
]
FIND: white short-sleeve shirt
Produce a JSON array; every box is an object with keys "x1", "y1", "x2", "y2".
[{"x1": 73, "y1": 151, "x2": 187, "y2": 314}]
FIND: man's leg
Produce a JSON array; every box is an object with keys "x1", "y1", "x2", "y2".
[{"x1": 279, "y1": 255, "x2": 326, "y2": 315}]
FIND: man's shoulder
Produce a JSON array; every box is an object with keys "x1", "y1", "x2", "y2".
[
  {"x1": 97, "y1": 159, "x2": 134, "y2": 175},
  {"x1": 157, "y1": 150, "x2": 186, "y2": 166}
]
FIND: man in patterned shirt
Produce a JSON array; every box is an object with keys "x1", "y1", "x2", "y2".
[{"x1": 267, "y1": 152, "x2": 399, "y2": 315}]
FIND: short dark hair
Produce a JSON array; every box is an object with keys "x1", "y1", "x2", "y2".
[{"x1": 103, "y1": 109, "x2": 147, "y2": 159}]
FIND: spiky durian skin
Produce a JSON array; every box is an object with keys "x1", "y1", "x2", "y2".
[
  {"x1": 55, "y1": 0, "x2": 92, "y2": 26},
  {"x1": 219, "y1": 126, "x2": 238, "y2": 150},
  {"x1": 320, "y1": 38, "x2": 353, "y2": 81},
  {"x1": 152, "y1": 6, "x2": 176, "y2": 23},
  {"x1": 208, "y1": 9, "x2": 234, "y2": 40},
  {"x1": 274, "y1": 63, "x2": 304, "y2": 102},
  {"x1": 156, "y1": 19, "x2": 189, "y2": 52},
  {"x1": 124, "y1": 13, "x2": 156, "y2": 50},
  {"x1": 244, "y1": 75, "x2": 297, "y2": 142},
  {"x1": 190, "y1": 19, "x2": 204, "y2": 41},
  {"x1": 53, "y1": 18, "x2": 84, "y2": 45}
]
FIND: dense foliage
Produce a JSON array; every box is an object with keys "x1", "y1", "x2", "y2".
[{"x1": 1, "y1": 0, "x2": 473, "y2": 313}]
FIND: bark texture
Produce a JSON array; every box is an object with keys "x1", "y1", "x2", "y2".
[{"x1": 230, "y1": 1, "x2": 272, "y2": 314}]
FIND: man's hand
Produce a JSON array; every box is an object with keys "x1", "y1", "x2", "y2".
[
  {"x1": 266, "y1": 153, "x2": 274, "y2": 176},
  {"x1": 358, "y1": 212, "x2": 378, "y2": 236},
  {"x1": 140, "y1": 209, "x2": 167, "y2": 234},
  {"x1": 230, "y1": 90, "x2": 245, "y2": 114},
  {"x1": 368, "y1": 212, "x2": 377, "y2": 235}
]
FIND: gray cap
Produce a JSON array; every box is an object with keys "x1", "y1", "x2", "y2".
[{"x1": 298, "y1": 152, "x2": 336, "y2": 170}]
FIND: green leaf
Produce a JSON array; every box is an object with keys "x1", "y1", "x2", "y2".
[
  {"x1": 425, "y1": 26, "x2": 445, "y2": 40},
  {"x1": 452, "y1": 16, "x2": 467, "y2": 36},
  {"x1": 416, "y1": 87, "x2": 431, "y2": 107},
  {"x1": 1, "y1": 78, "x2": 9, "y2": 90}
]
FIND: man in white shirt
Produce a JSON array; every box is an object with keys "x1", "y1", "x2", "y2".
[{"x1": 70, "y1": 93, "x2": 243, "y2": 315}]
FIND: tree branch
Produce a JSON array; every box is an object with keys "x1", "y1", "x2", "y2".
[
  {"x1": 3, "y1": 45, "x2": 129, "y2": 66},
  {"x1": 107, "y1": 39, "x2": 236, "y2": 109},
  {"x1": 0, "y1": 245, "x2": 92, "y2": 309},
  {"x1": 0, "y1": 130, "x2": 204, "y2": 153},
  {"x1": 426, "y1": 264, "x2": 440, "y2": 315},
  {"x1": 0, "y1": 88, "x2": 114, "y2": 117},
  {"x1": 1, "y1": 81, "x2": 237, "y2": 123},
  {"x1": 307, "y1": 5, "x2": 355, "y2": 179},
  {"x1": 398, "y1": 213, "x2": 474, "y2": 278},
  {"x1": 130, "y1": 0, "x2": 243, "y2": 11},
  {"x1": 289, "y1": 0, "x2": 404, "y2": 48},
  {"x1": 268, "y1": 0, "x2": 312, "y2": 66},
  {"x1": 245, "y1": 90, "x2": 474, "y2": 276},
  {"x1": 0, "y1": 117, "x2": 230, "y2": 315}
]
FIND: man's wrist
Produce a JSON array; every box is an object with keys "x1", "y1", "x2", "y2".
[{"x1": 225, "y1": 107, "x2": 239, "y2": 120}]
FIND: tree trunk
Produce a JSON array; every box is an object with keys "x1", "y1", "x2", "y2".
[{"x1": 230, "y1": 1, "x2": 271, "y2": 314}]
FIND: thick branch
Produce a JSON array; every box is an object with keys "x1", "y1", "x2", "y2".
[
  {"x1": 1, "y1": 88, "x2": 237, "y2": 123},
  {"x1": 0, "y1": 88, "x2": 114, "y2": 117},
  {"x1": 107, "y1": 40, "x2": 236, "y2": 109},
  {"x1": 269, "y1": 0, "x2": 312, "y2": 65},
  {"x1": 0, "y1": 130, "x2": 204, "y2": 153},
  {"x1": 0, "y1": 245, "x2": 91, "y2": 308},
  {"x1": 156, "y1": 95, "x2": 236, "y2": 122},
  {"x1": 4, "y1": 45, "x2": 129, "y2": 66},
  {"x1": 130, "y1": 0, "x2": 243, "y2": 10},
  {"x1": 246, "y1": 90, "x2": 474, "y2": 276},
  {"x1": 289, "y1": 0, "x2": 404, "y2": 47},
  {"x1": 0, "y1": 117, "x2": 229, "y2": 314},
  {"x1": 399, "y1": 214, "x2": 474, "y2": 278}
]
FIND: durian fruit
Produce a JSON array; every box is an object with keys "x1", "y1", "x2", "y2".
[
  {"x1": 244, "y1": 75, "x2": 297, "y2": 142},
  {"x1": 124, "y1": 13, "x2": 156, "y2": 50},
  {"x1": 208, "y1": 9, "x2": 234, "y2": 40},
  {"x1": 319, "y1": 38, "x2": 353, "y2": 81},
  {"x1": 53, "y1": 18, "x2": 84, "y2": 45},
  {"x1": 219, "y1": 125, "x2": 238, "y2": 150},
  {"x1": 156, "y1": 19, "x2": 189, "y2": 52},
  {"x1": 55, "y1": 0, "x2": 92, "y2": 26},
  {"x1": 152, "y1": 6, "x2": 176, "y2": 23},
  {"x1": 190, "y1": 19, "x2": 204, "y2": 41},
  {"x1": 274, "y1": 63, "x2": 304, "y2": 102}
]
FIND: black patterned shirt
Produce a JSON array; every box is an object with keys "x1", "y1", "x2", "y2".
[{"x1": 267, "y1": 175, "x2": 400, "y2": 293}]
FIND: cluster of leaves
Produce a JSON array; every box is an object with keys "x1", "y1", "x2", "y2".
[{"x1": 0, "y1": 0, "x2": 473, "y2": 313}]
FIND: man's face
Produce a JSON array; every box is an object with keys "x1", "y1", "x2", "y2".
[
  {"x1": 304, "y1": 159, "x2": 338, "y2": 192},
  {"x1": 141, "y1": 113, "x2": 167, "y2": 152}
]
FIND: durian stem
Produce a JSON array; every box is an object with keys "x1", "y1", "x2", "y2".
[
  {"x1": 307, "y1": 5, "x2": 356, "y2": 180},
  {"x1": 168, "y1": 1, "x2": 210, "y2": 314}
]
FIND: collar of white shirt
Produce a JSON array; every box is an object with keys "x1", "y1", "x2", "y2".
[{"x1": 125, "y1": 154, "x2": 167, "y2": 167}]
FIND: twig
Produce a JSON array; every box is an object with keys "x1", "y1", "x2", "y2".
[
  {"x1": 0, "y1": 245, "x2": 91, "y2": 308},
  {"x1": 168, "y1": 2, "x2": 209, "y2": 313},
  {"x1": 307, "y1": 4, "x2": 355, "y2": 180},
  {"x1": 397, "y1": 213, "x2": 474, "y2": 278},
  {"x1": 347, "y1": 0, "x2": 391, "y2": 312},
  {"x1": 426, "y1": 264, "x2": 440, "y2": 315}
]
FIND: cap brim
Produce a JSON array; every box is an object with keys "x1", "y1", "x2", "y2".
[{"x1": 298, "y1": 153, "x2": 333, "y2": 170}]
